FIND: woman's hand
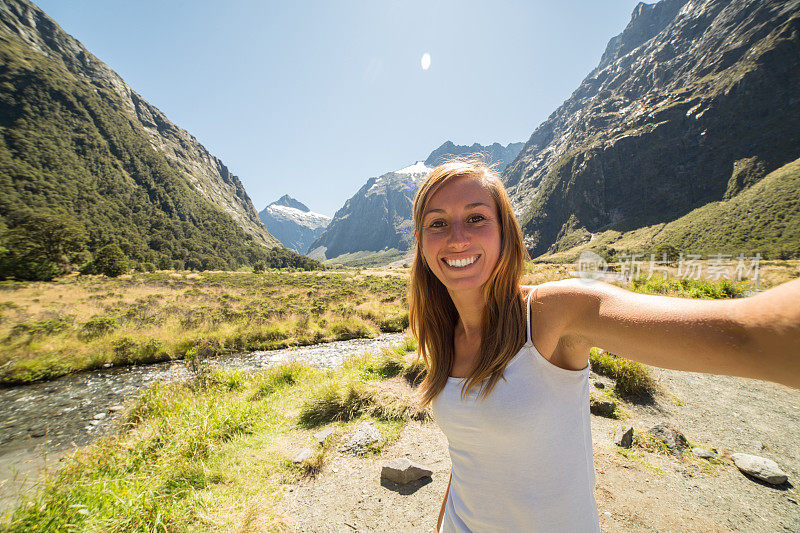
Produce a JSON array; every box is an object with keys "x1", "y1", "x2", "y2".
[{"x1": 544, "y1": 277, "x2": 800, "y2": 388}]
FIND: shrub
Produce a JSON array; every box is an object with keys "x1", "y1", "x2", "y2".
[
  {"x1": 93, "y1": 244, "x2": 129, "y2": 277},
  {"x1": 79, "y1": 315, "x2": 117, "y2": 340},
  {"x1": 589, "y1": 348, "x2": 658, "y2": 398},
  {"x1": 112, "y1": 336, "x2": 138, "y2": 363}
]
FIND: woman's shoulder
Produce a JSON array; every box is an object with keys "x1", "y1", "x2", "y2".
[
  {"x1": 521, "y1": 278, "x2": 590, "y2": 300},
  {"x1": 521, "y1": 279, "x2": 601, "y2": 326}
]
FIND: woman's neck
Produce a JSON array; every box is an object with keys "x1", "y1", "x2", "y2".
[{"x1": 449, "y1": 288, "x2": 485, "y2": 342}]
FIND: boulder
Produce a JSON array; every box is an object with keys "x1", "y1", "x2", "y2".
[
  {"x1": 614, "y1": 425, "x2": 634, "y2": 448},
  {"x1": 339, "y1": 421, "x2": 382, "y2": 456},
  {"x1": 381, "y1": 457, "x2": 433, "y2": 485},
  {"x1": 590, "y1": 394, "x2": 617, "y2": 418},
  {"x1": 731, "y1": 453, "x2": 788, "y2": 485},
  {"x1": 648, "y1": 422, "x2": 688, "y2": 455},
  {"x1": 293, "y1": 447, "x2": 314, "y2": 464},
  {"x1": 691, "y1": 447, "x2": 717, "y2": 460},
  {"x1": 314, "y1": 427, "x2": 334, "y2": 446}
]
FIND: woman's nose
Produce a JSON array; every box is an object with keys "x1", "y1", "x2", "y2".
[{"x1": 448, "y1": 222, "x2": 469, "y2": 248}]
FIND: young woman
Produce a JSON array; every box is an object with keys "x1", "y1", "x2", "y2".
[{"x1": 407, "y1": 160, "x2": 800, "y2": 532}]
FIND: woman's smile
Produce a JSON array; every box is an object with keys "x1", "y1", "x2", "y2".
[{"x1": 443, "y1": 254, "x2": 480, "y2": 268}]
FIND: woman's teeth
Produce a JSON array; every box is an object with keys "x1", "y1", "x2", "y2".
[{"x1": 445, "y1": 256, "x2": 478, "y2": 268}]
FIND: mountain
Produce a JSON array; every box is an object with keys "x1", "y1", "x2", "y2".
[
  {"x1": 502, "y1": 0, "x2": 800, "y2": 258},
  {"x1": 425, "y1": 141, "x2": 525, "y2": 169},
  {"x1": 0, "y1": 0, "x2": 284, "y2": 272},
  {"x1": 308, "y1": 142, "x2": 523, "y2": 262},
  {"x1": 540, "y1": 156, "x2": 800, "y2": 262},
  {"x1": 258, "y1": 195, "x2": 330, "y2": 254}
]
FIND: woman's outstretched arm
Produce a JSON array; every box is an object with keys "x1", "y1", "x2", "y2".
[{"x1": 554, "y1": 277, "x2": 800, "y2": 388}]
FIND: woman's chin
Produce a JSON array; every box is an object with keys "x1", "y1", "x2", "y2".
[{"x1": 437, "y1": 273, "x2": 489, "y2": 294}]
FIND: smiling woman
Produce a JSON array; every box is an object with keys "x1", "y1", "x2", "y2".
[{"x1": 407, "y1": 160, "x2": 800, "y2": 533}]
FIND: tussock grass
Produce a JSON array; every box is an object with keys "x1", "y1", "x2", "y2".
[
  {"x1": 589, "y1": 348, "x2": 658, "y2": 398},
  {"x1": 301, "y1": 346, "x2": 429, "y2": 428},
  {"x1": 0, "y1": 270, "x2": 409, "y2": 384}
]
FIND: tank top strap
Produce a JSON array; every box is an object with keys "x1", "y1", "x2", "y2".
[{"x1": 525, "y1": 286, "x2": 536, "y2": 347}]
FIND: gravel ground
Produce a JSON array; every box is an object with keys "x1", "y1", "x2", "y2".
[{"x1": 282, "y1": 369, "x2": 800, "y2": 532}]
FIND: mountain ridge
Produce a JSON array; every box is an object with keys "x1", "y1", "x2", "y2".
[
  {"x1": 258, "y1": 196, "x2": 330, "y2": 254},
  {"x1": 501, "y1": 0, "x2": 800, "y2": 257},
  {"x1": 0, "y1": 0, "x2": 296, "y2": 272},
  {"x1": 0, "y1": 0, "x2": 276, "y2": 245}
]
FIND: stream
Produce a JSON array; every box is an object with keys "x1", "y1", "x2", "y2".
[{"x1": 0, "y1": 332, "x2": 407, "y2": 512}]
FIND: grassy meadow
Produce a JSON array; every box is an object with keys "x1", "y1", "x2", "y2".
[
  {"x1": 0, "y1": 270, "x2": 409, "y2": 385},
  {"x1": 2, "y1": 259, "x2": 797, "y2": 385}
]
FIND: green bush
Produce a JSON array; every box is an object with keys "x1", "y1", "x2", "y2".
[
  {"x1": 79, "y1": 315, "x2": 117, "y2": 340},
  {"x1": 0, "y1": 212, "x2": 86, "y2": 281},
  {"x1": 93, "y1": 244, "x2": 129, "y2": 277},
  {"x1": 589, "y1": 348, "x2": 658, "y2": 398}
]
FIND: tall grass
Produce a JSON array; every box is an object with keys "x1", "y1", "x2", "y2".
[{"x1": 0, "y1": 271, "x2": 410, "y2": 384}]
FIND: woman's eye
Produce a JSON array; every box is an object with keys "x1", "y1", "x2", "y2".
[
  {"x1": 428, "y1": 220, "x2": 445, "y2": 228},
  {"x1": 467, "y1": 214, "x2": 486, "y2": 223}
]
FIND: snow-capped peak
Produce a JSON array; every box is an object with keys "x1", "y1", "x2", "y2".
[{"x1": 395, "y1": 161, "x2": 430, "y2": 175}]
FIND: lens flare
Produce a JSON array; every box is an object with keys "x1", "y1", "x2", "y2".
[{"x1": 421, "y1": 53, "x2": 431, "y2": 71}]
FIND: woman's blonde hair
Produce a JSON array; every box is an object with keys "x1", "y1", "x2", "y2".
[{"x1": 409, "y1": 159, "x2": 529, "y2": 406}]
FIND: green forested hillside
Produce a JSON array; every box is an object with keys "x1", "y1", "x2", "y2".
[{"x1": 0, "y1": 31, "x2": 313, "y2": 276}]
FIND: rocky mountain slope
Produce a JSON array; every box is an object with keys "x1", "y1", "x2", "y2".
[
  {"x1": 309, "y1": 141, "x2": 523, "y2": 262},
  {"x1": 0, "y1": 0, "x2": 281, "y2": 270},
  {"x1": 258, "y1": 195, "x2": 330, "y2": 254},
  {"x1": 502, "y1": 0, "x2": 800, "y2": 257},
  {"x1": 542, "y1": 156, "x2": 800, "y2": 262},
  {"x1": 424, "y1": 140, "x2": 524, "y2": 169}
]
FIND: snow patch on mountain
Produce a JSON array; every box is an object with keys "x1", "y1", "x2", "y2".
[{"x1": 266, "y1": 204, "x2": 330, "y2": 230}]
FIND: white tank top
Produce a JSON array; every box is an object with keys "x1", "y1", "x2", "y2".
[{"x1": 431, "y1": 288, "x2": 600, "y2": 532}]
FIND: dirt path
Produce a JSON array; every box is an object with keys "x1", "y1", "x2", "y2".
[{"x1": 280, "y1": 369, "x2": 800, "y2": 532}]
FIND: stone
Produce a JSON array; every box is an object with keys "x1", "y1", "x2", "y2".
[
  {"x1": 590, "y1": 395, "x2": 617, "y2": 418},
  {"x1": 593, "y1": 380, "x2": 605, "y2": 389},
  {"x1": 314, "y1": 427, "x2": 334, "y2": 446},
  {"x1": 614, "y1": 425, "x2": 633, "y2": 448},
  {"x1": 93, "y1": 412, "x2": 107, "y2": 420},
  {"x1": 730, "y1": 453, "x2": 788, "y2": 485},
  {"x1": 108, "y1": 405, "x2": 125, "y2": 413},
  {"x1": 691, "y1": 447, "x2": 717, "y2": 459},
  {"x1": 292, "y1": 447, "x2": 314, "y2": 464},
  {"x1": 648, "y1": 422, "x2": 688, "y2": 454},
  {"x1": 338, "y1": 421, "x2": 382, "y2": 456},
  {"x1": 381, "y1": 457, "x2": 433, "y2": 485}
]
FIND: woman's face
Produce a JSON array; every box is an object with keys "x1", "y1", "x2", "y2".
[{"x1": 420, "y1": 175, "x2": 501, "y2": 295}]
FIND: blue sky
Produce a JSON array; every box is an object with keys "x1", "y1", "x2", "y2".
[{"x1": 36, "y1": 0, "x2": 643, "y2": 217}]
